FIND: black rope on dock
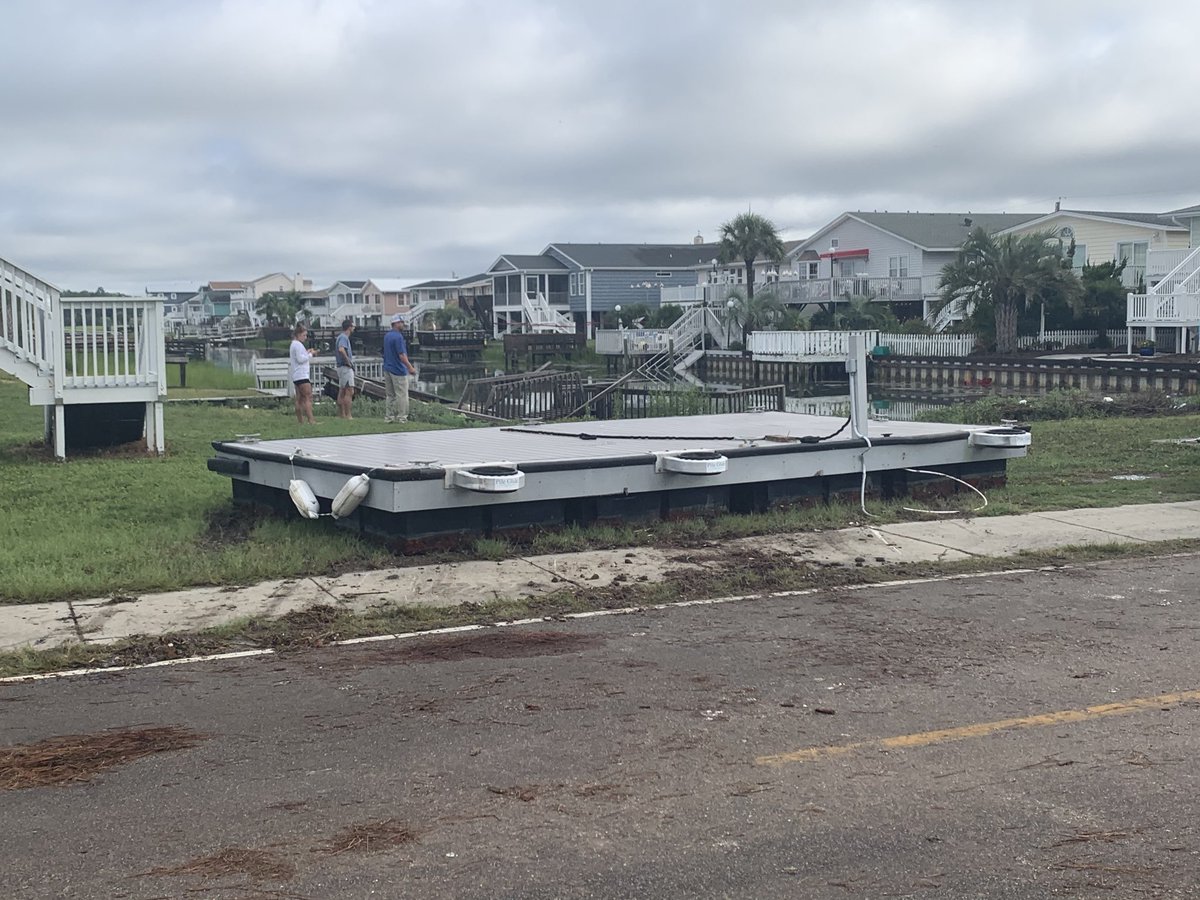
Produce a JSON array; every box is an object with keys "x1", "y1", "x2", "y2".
[{"x1": 501, "y1": 416, "x2": 852, "y2": 444}]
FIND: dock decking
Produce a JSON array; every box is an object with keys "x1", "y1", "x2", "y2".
[{"x1": 208, "y1": 411, "x2": 1029, "y2": 549}]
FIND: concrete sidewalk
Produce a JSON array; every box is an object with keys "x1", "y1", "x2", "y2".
[{"x1": 4, "y1": 501, "x2": 1197, "y2": 653}]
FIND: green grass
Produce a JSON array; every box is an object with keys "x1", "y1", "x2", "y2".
[
  {"x1": 1, "y1": 373, "x2": 1198, "y2": 606},
  {"x1": 0, "y1": 374, "x2": 474, "y2": 604}
]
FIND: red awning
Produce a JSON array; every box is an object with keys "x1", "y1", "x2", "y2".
[{"x1": 818, "y1": 248, "x2": 870, "y2": 260}]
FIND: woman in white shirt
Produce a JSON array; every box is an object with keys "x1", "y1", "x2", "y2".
[{"x1": 289, "y1": 323, "x2": 317, "y2": 424}]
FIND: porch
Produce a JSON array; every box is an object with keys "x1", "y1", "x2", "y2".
[
  {"x1": 1125, "y1": 246, "x2": 1200, "y2": 353},
  {"x1": 1, "y1": 255, "x2": 168, "y2": 459}
]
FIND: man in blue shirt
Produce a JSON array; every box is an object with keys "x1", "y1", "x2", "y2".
[
  {"x1": 382, "y1": 313, "x2": 416, "y2": 423},
  {"x1": 335, "y1": 318, "x2": 356, "y2": 419}
]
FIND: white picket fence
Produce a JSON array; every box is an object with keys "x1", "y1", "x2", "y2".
[{"x1": 1015, "y1": 329, "x2": 1127, "y2": 350}]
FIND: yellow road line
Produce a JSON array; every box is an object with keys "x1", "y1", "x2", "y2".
[{"x1": 756, "y1": 689, "x2": 1200, "y2": 767}]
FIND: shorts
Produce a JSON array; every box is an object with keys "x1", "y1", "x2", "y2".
[
  {"x1": 337, "y1": 367, "x2": 355, "y2": 389},
  {"x1": 293, "y1": 378, "x2": 310, "y2": 386}
]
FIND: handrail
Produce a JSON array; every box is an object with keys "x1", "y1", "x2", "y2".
[
  {"x1": 1150, "y1": 246, "x2": 1200, "y2": 295},
  {"x1": 0, "y1": 256, "x2": 59, "y2": 376}
]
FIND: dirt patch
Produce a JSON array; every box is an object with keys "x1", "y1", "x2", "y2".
[
  {"x1": 315, "y1": 819, "x2": 419, "y2": 855},
  {"x1": 198, "y1": 502, "x2": 267, "y2": 550},
  {"x1": 353, "y1": 629, "x2": 602, "y2": 665},
  {"x1": 144, "y1": 847, "x2": 294, "y2": 881},
  {"x1": 0, "y1": 725, "x2": 207, "y2": 790}
]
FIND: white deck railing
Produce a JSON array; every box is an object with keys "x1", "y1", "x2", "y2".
[
  {"x1": 876, "y1": 333, "x2": 977, "y2": 357},
  {"x1": 254, "y1": 356, "x2": 385, "y2": 395},
  {"x1": 0, "y1": 256, "x2": 57, "y2": 377},
  {"x1": 1127, "y1": 292, "x2": 1200, "y2": 325},
  {"x1": 58, "y1": 297, "x2": 166, "y2": 391},
  {"x1": 1148, "y1": 246, "x2": 1200, "y2": 296},
  {"x1": 749, "y1": 330, "x2": 880, "y2": 360},
  {"x1": 1146, "y1": 248, "x2": 1193, "y2": 285}
]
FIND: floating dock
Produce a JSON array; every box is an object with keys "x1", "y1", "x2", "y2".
[{"x1": 207, "y1": 412, "x2": 1030, "y2": 549}]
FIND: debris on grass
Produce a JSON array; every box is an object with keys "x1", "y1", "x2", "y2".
[{"x1": 0, "y1": 725, "x2": 206, "y2": 791}]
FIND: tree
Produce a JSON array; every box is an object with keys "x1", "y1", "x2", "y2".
[
  {"x1": 725, "y1": 288, "x2": 785, "y2": 346},
  {"x1": 258, "y1": 291, "x2": 309, "y2": 327},
  {"x1": 937, "y1": 227, "x2": 1082, "y2": 354},
  {"x1": 433, "y1": 305, "x2": 473, "y2": 329},
  {"x1": 717, "y1": 212, "x2": 785, "y2": 300}
]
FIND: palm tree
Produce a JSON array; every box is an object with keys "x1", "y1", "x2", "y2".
[
  {"x1": 717, "y1": 212, "x2": 785, "y2": 300},
  {"x1": 257, "y1": 291, "x2": 309, "y2": 327},
  {"x1": 725, "y1": 288, "x2": 785, "y2": 347},
  {"x1": 938, "y1": 227, "x2": 1081, "y2": 354}
]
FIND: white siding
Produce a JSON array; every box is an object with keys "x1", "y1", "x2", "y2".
[
  {"x1": 805, "y1": 218, "x2": 943, "y2": 280},
  {"x1": 1008, "y1": 214, "x2": 1184, "y2": 265}
]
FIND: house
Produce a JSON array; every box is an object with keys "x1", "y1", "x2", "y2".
[
  {"x1": 398, "y1": 274, "x2": 492, "y2": 329},
  {"x1": 1126, "y1": 203, "x2": 1200, "y2": 353},
  {"x1": 784, "y1": 211, "x2": 1041, "y2": 320},
  {"x1": 315, "y1": 280, "x2": 385, "y2": 327},
  {"x1": 487, "y1": 241, "x2": 725, "y2": 337},
  {"x1": 1000, "y1": 206, "x2": 1189, "y2": 287},
  {"x1": 370, "y1": 278, "x2": 413, "y2": 317}
]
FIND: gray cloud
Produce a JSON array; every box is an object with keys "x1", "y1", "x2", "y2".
[{"x1": 1, "y1": 0, "x2": 1196, "y2": 292}]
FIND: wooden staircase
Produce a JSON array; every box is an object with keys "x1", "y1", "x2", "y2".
[{"x1": 1, "y1": 256, "x2": 168, "y2": 459}]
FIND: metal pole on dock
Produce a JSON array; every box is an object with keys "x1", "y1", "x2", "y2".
[{"x1": 846, "y1": 333, "x2": 869, "y2": 439}]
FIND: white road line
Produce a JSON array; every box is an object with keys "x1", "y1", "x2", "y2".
[{"x1": 0, "y1": 561, "x2": 1147, "y2": 686}]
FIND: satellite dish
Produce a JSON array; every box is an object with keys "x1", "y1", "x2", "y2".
[{"x1": 1059, "y1": 226, "x2": 1074, "y2": 239}]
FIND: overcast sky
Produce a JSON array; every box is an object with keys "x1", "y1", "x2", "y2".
[{"x1": 2, "y1": 0, "x2": 1197, "y2": 293}]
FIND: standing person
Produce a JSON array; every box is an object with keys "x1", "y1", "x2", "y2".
[
  {"x1": 382, "y1": 313, "x2": 417, "y2": 423},
  {"x1": 335, "y1": 318, "x2": 356, "y2": 419},
  {"x1": 288, "y1": 323, "x2": 316, "y2": 424}
]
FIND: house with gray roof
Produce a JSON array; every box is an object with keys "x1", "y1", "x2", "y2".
[
  {"x1": 999, "y1": 207, "x2": 1190, "y2": 288},
  {"x1": 785, "y1": 211, "x2": 1041, "y2": 319},
  {"x1": 487, "y1": 241, "x2": 727, "y2": 337}
]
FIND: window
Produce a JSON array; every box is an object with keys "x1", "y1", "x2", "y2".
[
  {"x1": 830, "y1": 238, "x2": 839, "y2": 249},
  {"x1": 888, "y1": 255, "x2": 909, "y2": 278},
  {"x1": 1115, "y1": 241, "x2": 1147, "y2": 269},
  {"x1": 569, "y1": 273, "x2": 577, "y2": 295},
  {"x1": 1071, "y1": 243, "x2": 1088, "y2": 272},
  {"x1": 803, "y1": 261, "x2": 819, "y2": 279}
]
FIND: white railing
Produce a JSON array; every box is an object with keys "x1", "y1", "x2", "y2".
[
  {"x1": 58, "y1": 297, "x2": 166, "y2": 391},
  {"x1": 0, "y1": 256, "x2": 57, "y2": 377},
  {"x1": 877, "y1": 333, "x2": 977, "y2": 357},
  {"x1": 1149, "y1": 246, "x2": 1200, "y2": 296},
  {"x1": 749, "y1": 330, "x2": 880, "y2": 360},
  {"x1": 1146, "y1": 248, "x2": 1193, "y2": 285},
  {"x1": 521, "y1": 292, "x2": 574, "y2": 333},
  {"x1": 254, "y1": 356, "x2": 385, "y2": 395},
  {"x1": 768, "y1": 275, "x2": 933, "y2": 306},
  {"x1": 660, "y1": 285, "x2": 704, "y2": 305},
  {"x1": 1127, "y1": 292, "x2": 1200, "y2": 325}
]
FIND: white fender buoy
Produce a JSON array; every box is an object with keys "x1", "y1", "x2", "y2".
[
  {"x1": 448, "y1": 464, "x2": 525, "y2": 493},
  {"x1": 654, "y1": 450, "x2": 728, "y2": 475},
  {"x1": 331, "y1": 473, "x2": 370, "y2": 519},
  {"x1": 969, "y1": 427, "x2": 1032, "y2": 448},
  {"x1": 288, "y1": 479, "x2": 320, "y2": 519}
]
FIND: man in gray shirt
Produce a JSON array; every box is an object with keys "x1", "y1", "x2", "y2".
[{"x1": 335, "y1": 318, "x2": 356, "y2": 419}]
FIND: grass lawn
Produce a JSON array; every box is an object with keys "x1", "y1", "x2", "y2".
[{"x1": 1, "y1": 371, "x2": 1198, "y2": 605}]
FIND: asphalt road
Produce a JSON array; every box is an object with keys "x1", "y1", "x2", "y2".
[{"x1": 3, "y1": 554, "x2": 1200, "y2": 899}]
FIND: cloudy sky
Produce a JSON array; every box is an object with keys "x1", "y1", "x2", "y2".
[{"x1": 2, "y1": 0, "x2": 1197, "y2": 293}]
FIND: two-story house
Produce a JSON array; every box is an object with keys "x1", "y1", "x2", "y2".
[
  {"x1": 783, "y1": 211, "x2": 1040, "y2": 321},
  {"x1": 487, "y1": 241, "x2": 729, "y2": 337}
]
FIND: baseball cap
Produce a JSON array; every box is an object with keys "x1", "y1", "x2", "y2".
[{"x1": 391, "y1": 313, "x2": 406, "y2": 324}]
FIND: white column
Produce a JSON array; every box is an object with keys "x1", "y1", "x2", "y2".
[
  {"x1": 53, "y1": 403, "x2": 66, "y2": 460},
  {"x1": 584, "y1": 271, "x2": 592, "y2": 339},
  {"x1": 846, "y1": 333, "x2": 869, "y2": 439}
]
